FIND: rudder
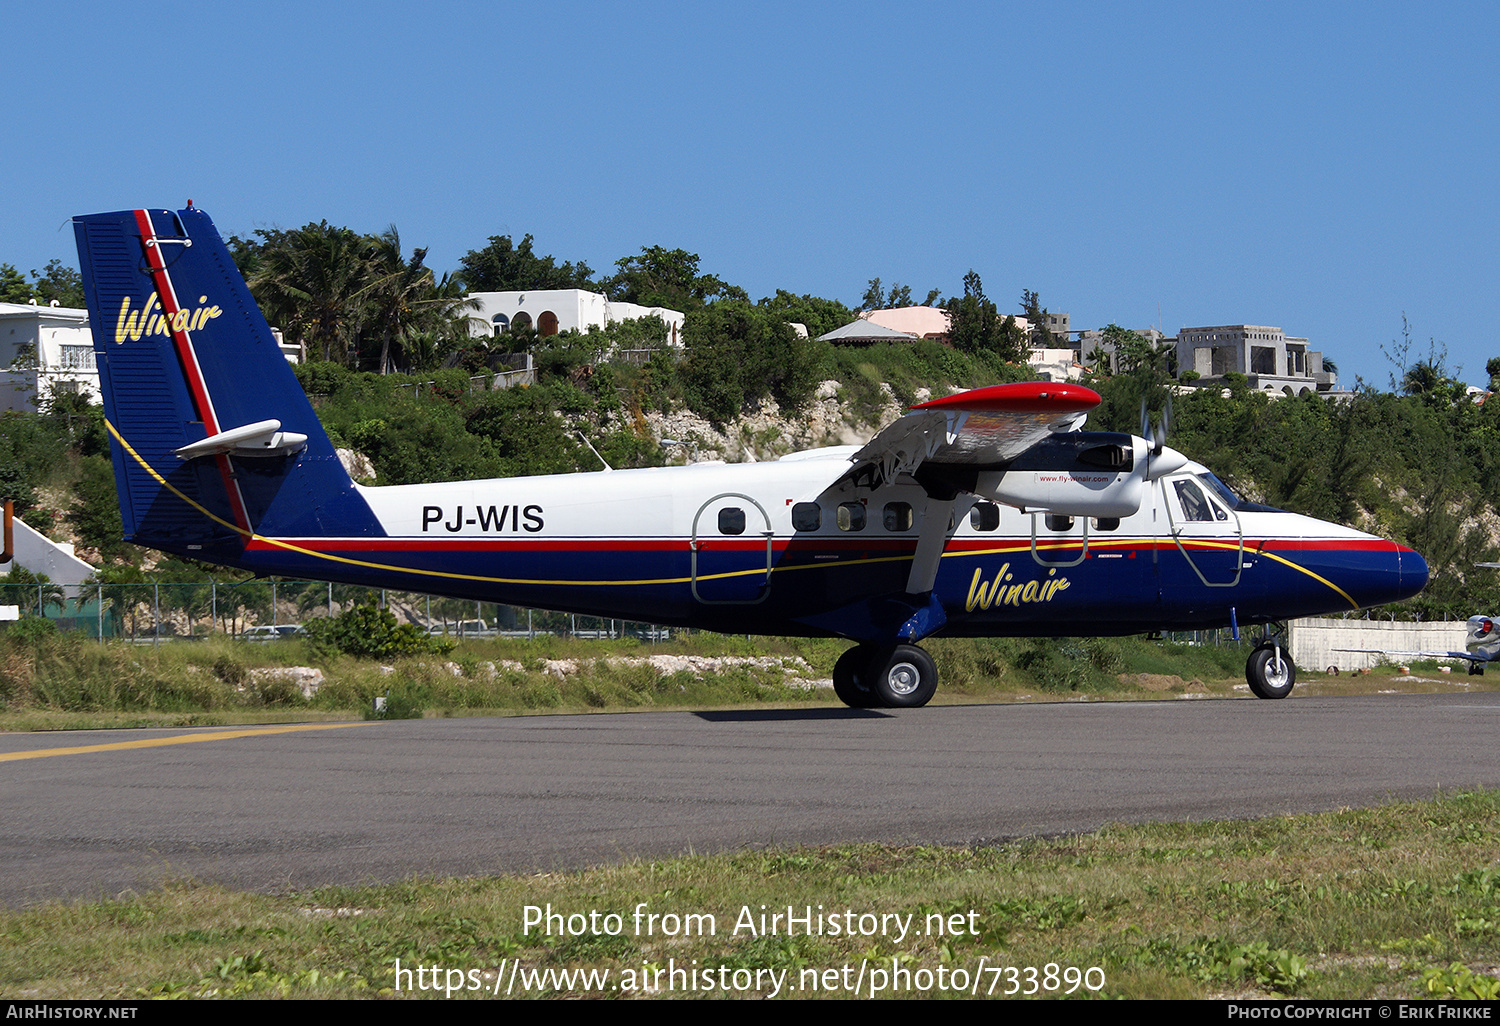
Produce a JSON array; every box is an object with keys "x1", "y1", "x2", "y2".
[{"x1": 73, "y1": 206, "x2": 382, "y2": 560}]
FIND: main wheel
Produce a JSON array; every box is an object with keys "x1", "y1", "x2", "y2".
[
  {"x1": 1246, "y1": 644, "x2": 1295, "y2": 699},
  {"x1": 868, "y1": 645, "x2": 938, "y2": 708},
  {"x1": 832, "y1": 646, "x2": 877, "y2": 708}
]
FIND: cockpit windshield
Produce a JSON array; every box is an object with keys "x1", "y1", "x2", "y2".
[
  {"x1": 1197, "y1": 473, "x2": 1242, "y2": 509},
  {"x1": 1196, "y1": 472, "x2": 1284, "y2": 513}
]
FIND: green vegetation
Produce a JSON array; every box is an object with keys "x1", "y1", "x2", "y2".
[
  {"x1": 0, "y1": 629, "x2": 1487, "y2": 728},
  {"x1": 4, "y1": 790, "x2": 1499, "y2": 998}
]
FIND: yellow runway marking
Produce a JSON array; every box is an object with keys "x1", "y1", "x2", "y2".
[{"x1": 0, "y1": 722, "x2": 370, "y2": 763}]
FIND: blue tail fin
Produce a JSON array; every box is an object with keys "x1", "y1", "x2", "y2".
[{"x1": 73, "y1": 206, "x2": 383, "y2": 560}]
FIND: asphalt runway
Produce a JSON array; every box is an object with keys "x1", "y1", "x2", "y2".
[{"x1": 3, "y1": 692, "x2": 1499, "y2": 906}]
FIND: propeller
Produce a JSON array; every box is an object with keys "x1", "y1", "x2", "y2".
[
  {"x1": 1139, "y1": 396, "x2": 1174, "y2": 455},
  {"x1": 1139, "y1": 395, "x2": 1185, "y2": 480}
]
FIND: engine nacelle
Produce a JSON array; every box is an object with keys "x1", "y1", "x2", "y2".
[{"x1": 977, "y1": 432, "x2": 1149, "y2": 518}]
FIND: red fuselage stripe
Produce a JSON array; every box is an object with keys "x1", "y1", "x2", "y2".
[{"x1": 243, "y1": 536, "x2": 1410, "y2": 555}]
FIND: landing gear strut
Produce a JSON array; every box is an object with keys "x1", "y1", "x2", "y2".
[
  {"x1": 832, "y1": 643, "x2": 938, "y2": 708},
  {"x1": 1246, "y1": 639, "x2": 1296, "y2": 699}
]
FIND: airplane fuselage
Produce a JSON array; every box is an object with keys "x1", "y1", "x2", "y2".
[{"x1": 176, "y1": 448, "x2": 1424, "y2": 642}]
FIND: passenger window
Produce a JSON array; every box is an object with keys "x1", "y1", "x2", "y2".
[
  {"x1": 837, "y1": 502, "x2": 866, "y2": 531},
  {"x1": 1044, "y1": 514, "x2": 1074, "y2": 532},
  {"x1": 970, "y1": 502, "x2": 999, "y2": 532},
  {"x1": 792, "y1": 502, "x2": 821, "y2": 532},
  {"x1": 883, "y1": 502, "x2": 913, "y2": 531},
  {"x1": 1093, "y1": 517, "x2": 1120, "y2": 532},
  {"x1": 717, "y1": 507, "x2": 745, "y2": 535}
]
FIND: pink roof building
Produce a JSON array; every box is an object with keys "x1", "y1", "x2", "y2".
[{"x1": 858, "y1": 306, "x2": 951, "y2": 339}]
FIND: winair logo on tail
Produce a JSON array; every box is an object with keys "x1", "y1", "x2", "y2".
[
  {"x1": 114, "y1": 293, "x2": 223, "y2": 343},
  {"x1": 965, "y1": 564, "x2": 1070, "y2": 611}
]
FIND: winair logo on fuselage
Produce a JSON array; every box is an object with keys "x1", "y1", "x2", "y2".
[
  {"x1": 965, "y1": 564, "x2": 1070, "y2": 611},
  {"x1": 422, "y1": 505, "x2": 544, "y2": 533},
  {"x1": 114, "y1": 293, "x2": 223, "y2": 343}
]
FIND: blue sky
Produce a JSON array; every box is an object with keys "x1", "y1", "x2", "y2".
[{"x1": 4, "y1": 1, "x2": 1495, "y2": 389}]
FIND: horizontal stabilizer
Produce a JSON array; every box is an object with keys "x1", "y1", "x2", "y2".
[{"x1": 174, "y1": 419, "x2": 309, "y2": 460}]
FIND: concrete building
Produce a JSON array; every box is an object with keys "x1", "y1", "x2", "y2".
[
  {"x1": 465, "y1": 289, "x2": 685, "y2": 347},
  {"x1": 1038, "y1": 310, "x2": 1070, "y2": 343},
  {"x1": 1175, "y1": 324, "x2": 1337, "y2": 395},
  {"x1": 0, "y1": 302, "x2": 99, "y2": 412}
]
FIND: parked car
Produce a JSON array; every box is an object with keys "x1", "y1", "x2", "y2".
[
  {"x1": 239, "y1": 624, "x2": 303, "y2": 642},
  {"x1": 426, "y1": 619, "x2": 493, "y2": 637}
]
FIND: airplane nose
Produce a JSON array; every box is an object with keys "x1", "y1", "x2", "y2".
[{"x1": 1400, "y1": 546, "x2": 1430, "y2": 596}]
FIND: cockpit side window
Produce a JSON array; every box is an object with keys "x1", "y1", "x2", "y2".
[{"x1": 1173, "y1": 479, "x2": 1226, "y2": 522}]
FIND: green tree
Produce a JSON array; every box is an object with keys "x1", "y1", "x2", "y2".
[
  {"x1": 30, "y1": 260, "x2": 85, "y2": 308},
  {"x1": 1021, "y1": 289, "x2": 1057, "y2": 348},
  {"x1": 247, "y1": 222, "x2": 374, "y2": 365},
  {"x1": 457, "y1": 234, "x2": 596, "y2": 293},
  {"x1": 757, "y1": 290, "x2": 854, "y2": 339},
  {"x1": 73, "y1": 455, "x2": 126, "y2": 559},
  {"x1": 605, "y1": 246, "x2": 745, "y2": 311},
  {"x1": 0, "y1": 264, "x2": 33, "y2": 304},
  {"x1": 680, "y1": 301, "x2": 821, "y2": 423},
  {"x1": 857, "y1": 278, "x2": 939, "y2": 312},
  {"x1": 360, "y1": 228, "x2": 476, "y2": 375},
  {"x1": 946, "y1": 271, "x2": 1024, "y2": 360}
]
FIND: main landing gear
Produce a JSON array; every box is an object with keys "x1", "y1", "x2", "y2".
[
  {"x1": 1246, "y1": 636, "x2": 1296, "y2": 699},
  {"x1": 833, "y1": 644, "x2": 939, "y2": 708}
]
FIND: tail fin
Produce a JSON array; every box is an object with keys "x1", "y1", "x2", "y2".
[{"x1": 73, "y1": 206, "x2": 382, "y2": 560}]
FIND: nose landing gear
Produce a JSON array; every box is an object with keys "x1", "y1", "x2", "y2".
[
  {"x1": 1246, "y1": 637, "x2": 1296, "y2": 699},
  {"x1": 832, "y1": 643, "x2": 938, "y2": 708}
]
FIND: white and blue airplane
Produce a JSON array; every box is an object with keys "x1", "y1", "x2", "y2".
[
  {"x1": 71, "y1": 205, "x2": 1429, "y2": 707},
  {"x1": 1337, "y1": 613, "x2": 1500, "y2": 675}
]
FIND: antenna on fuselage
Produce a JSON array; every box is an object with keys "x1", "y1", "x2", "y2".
[{"x1": 577, "y1": 431, "x2": 613, "y2": 472}]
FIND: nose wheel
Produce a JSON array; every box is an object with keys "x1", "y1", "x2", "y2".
[
  {"x1": 832, "y1": 644, "x2": 938, "y2": 708},
  {"x1": 1246, "y1": 641, "x2": 1296, "y2": 699}
]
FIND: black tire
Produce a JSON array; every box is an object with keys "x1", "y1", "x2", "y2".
[
  {"x1": 868, "y1": 644, "x2": 938, "y2": 708},
  {"x1": 1246, "y1": 645, "x2": 1295, "y2": 699},
  {"x1": 832, "y1": 646, "x2": 877, "y2": 708},
  {"x1": 1469, "y1": 662, "x2": 1486, "y2": 676}
]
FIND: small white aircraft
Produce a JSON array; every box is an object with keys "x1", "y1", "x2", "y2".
[
  {"x1": 1337, "y1": 616, "x2": 1500, "y2": 676},
  {"x1": 70, "y1": 206, "x2": 1430, "y2": 706}
]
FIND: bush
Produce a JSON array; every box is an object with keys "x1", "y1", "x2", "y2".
[{"x1": 302, "y1": 602, "x2": 453, "y2": 659}]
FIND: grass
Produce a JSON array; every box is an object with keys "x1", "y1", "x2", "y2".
[
  {"x1": 0, "y1": 632, "x2": 1492, "y2": 731},
  {"x1": 3, "y1": 790, "x2": 1499, "y2": 999}
]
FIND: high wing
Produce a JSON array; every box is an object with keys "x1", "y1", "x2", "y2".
[
  {"x1": 842, "y1": 383, "x2": 1112, "y2": 623},
  {"x1": 850, "y1": 382, "x2": 1101, "y2": 482}
]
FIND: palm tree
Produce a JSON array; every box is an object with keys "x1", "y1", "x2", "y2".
[
  {"x1": 359, "y1": 227, "x2": 478, "y2": 374},
  {"x1": 4, "y1": 565, "x2": 66, "y2": 619},
  {"x1": 247, "y1": 222, "x2": 373, "y2": 365},
  {"x1": 1401, "y1": 359, "x2": 1445, "y2": 397}
]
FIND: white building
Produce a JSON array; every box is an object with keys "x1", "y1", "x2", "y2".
[
  {"x1": 0, "y1": 302, "x2": 99, "y2": 412},
  {"x1": 465, "y1": 289, "x2": 685, "y2": 347}
]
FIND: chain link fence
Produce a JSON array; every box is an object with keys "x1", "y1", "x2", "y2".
[{"x1": 0, "y1": 580, "x2": 672, "y2": 645}]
